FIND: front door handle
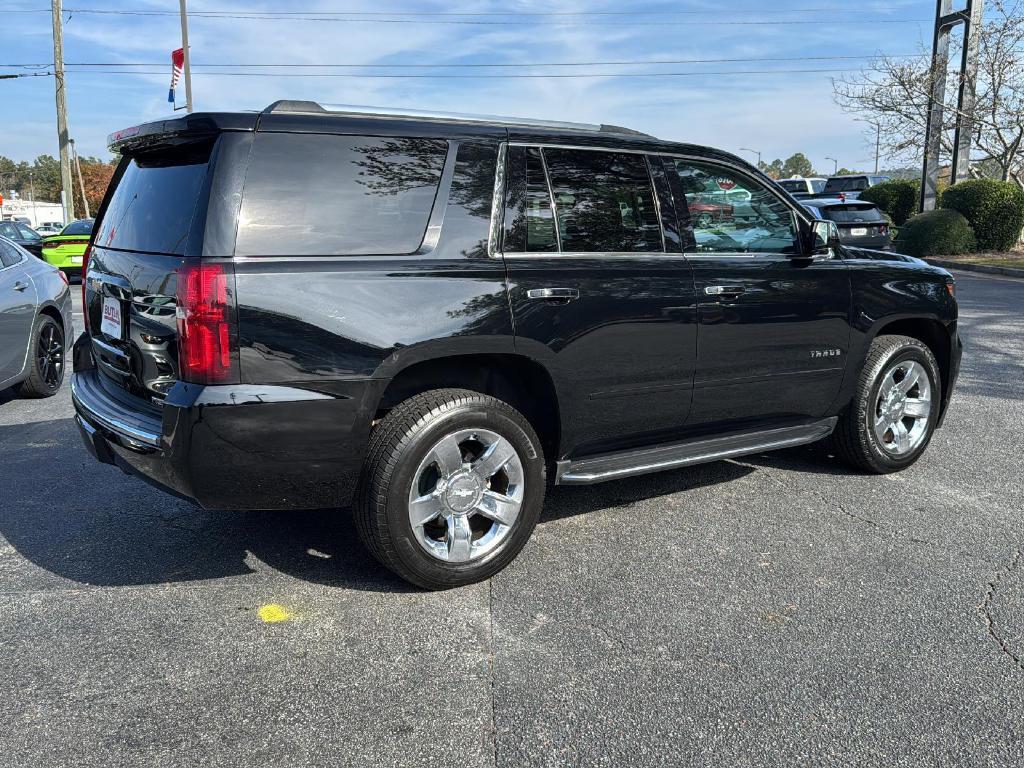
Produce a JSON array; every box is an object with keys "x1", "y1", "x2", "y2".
[
  {"x1": 12, "y1": 281, "x2": 29, "y2": 292},
  {"x1": 704, "y1": 285, "x2": 745, "y2": 300},
  {"x1": 526, "y1": 287, "x2": 580, "y2": 302}
]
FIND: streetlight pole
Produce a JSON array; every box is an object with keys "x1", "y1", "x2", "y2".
[
  {"x1": 69, "y1": 138, "x2": 90, "y2": 219},
  {"x1": 855, "y1": 118, "x2": 882, "y2": 174},
  {"x1": 825, "y1": 156, "x2": 839, "y2": 175},
  {"x1": 29, "y1": 171, "x2": 37, "y2": 225},
  {"x1": 740, "y1": 147, "x2": 762, "y2": 167}
]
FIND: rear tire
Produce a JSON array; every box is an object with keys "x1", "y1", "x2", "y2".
[
  {"x1": 829, "y1": 334, "x2": 941, "y2": 473},
  {"x1": 354, "y1": 388, "x2": 546, "y2": 590},
  {"x1": 18, "y1": 315, "x2": 65, "y2": 399}
]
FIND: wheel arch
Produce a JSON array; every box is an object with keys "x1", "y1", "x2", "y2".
[
  {"x1": 374, "y1": 353, "x2": 562, "y2": 463},
  {"x1": 869, "y1": 315, "x2": 952, "y2": 410}
]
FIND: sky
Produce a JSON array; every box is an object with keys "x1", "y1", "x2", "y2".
[{"x1": 2, "y1": 0, "x2": 930, "y2": 173}]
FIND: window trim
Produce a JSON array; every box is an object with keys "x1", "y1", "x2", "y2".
[{"x1": 490, "y1": 141, "x2": 811, "y2": 260}]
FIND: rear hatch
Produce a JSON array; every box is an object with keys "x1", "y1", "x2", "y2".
[
  {"x1": 85, "y1": 125, "x2": 240, "y2": 407},
  {"x1": 822, "y1": 202, "x2": 889, "y2": 242}
]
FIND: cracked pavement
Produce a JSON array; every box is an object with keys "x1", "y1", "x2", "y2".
[{"x1": 1, "y1": 271, "x2": 1022, "y2": 767}]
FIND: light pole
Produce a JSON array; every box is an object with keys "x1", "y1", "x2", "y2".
[
  {"x1": 29, "y1": 171, "x2": 37, "y2": 225},
  {"x1": 69, "y1": 138, "x2": 90, "y2": 219},
  {"x1": 825, "y1": 156, "x2": 839, "y2": 175},
  {"x1": 178, "y1": 0, "x2": 194, "y2": 112},
  {"x1": 855, "y1": 118, "x2": 881, "y2": 173},
  {"x1": 740, "y1": 147, "x2": 762, "y2": 167}
]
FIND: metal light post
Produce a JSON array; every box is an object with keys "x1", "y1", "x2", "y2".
[
  {"x1": 29, "y1": 171, "x2": 37, "y2": 224},
  {"x1": 69, "y1": 138, "x2": 90, "y2": 219},
  {"x1": 855, "y1": 118, "x2": 881, "y2": 174},
  {"x1": 740, "y1": 147, "x2": 762, "y2": 167},
  {"x1": 825, "y1": 156, "x2": 839, "y2": 175}
]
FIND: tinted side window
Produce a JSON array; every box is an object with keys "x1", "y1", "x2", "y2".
[
  {"x1": 544, "y1": 148, "x2": 662, "y2": 253},
  {"x1": 0, "y1": 240, "x2": 22, "y2": 267},
  {"x1": 0, "y1": 222, "x2": 20, "y2": 240},
  {"x1": 236, "y1": 133, "x2": 448, "y2": 257},
  {"x1": 502, "y1": 146, "x2": 557, "y2": 253},
  {"x1": 672, "y1": 160, "x2": 798, "y2": 254},
  {"x1": 95, "y1": 143, "x2": 210, "y2": 254}
]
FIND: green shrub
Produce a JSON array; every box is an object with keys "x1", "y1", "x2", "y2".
[
  {"x1": 940, "y1": 178, "x2": 1024, "y2": 251},
  {"x1": 860, "y1": 179, "x2": 920, "y2": 225},
  {"x1": 896, "y1": 209, "x2": 977, "y2": 257}
]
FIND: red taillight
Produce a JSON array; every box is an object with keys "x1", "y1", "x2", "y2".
[
  {"x1": 81, "y1": 246, "x2": 91, "y2": 332},
  {"x1": 175, "y1": 263, "x2": 233, "y2": 384}
]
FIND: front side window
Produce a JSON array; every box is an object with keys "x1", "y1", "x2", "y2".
[{"x1": 672, "y1": 160, "x2": 798, "y2": 254}]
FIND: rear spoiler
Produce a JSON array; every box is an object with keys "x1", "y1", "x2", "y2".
[{"x1": 108, "y1": 112, "x2": 257, "y2": 154}]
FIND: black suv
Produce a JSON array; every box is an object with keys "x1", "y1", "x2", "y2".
[{"x1": 72, "y1": 102, "x2": 962, "y2": 589}]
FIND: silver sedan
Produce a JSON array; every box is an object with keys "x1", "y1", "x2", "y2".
[{"x1": 0, "y1": 236, "x2": 74, "y2": 397}]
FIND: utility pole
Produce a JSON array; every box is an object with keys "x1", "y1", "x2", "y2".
[
  {"x1": 178, "y1": 0, "x2": 194, "y2": 112},
  {"x1": 51, "y1": 0, "x2": 75, "y2": 222},
  {"x1": 874, "y1": 124, "x2": 880, "y2": 174},
  {"x1": 826, "y1": 156, "x2": 839, "y2": 175},
  {"x1": 920, "y1": 0, "x2": 984, "y2": 211},
  {"x1": 69, "y1": 138, "x2": 90, "y2": 218}
]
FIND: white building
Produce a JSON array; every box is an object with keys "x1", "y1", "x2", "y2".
[{"x1": 0, "y1": 198, "x2": 65, "y2": 228}]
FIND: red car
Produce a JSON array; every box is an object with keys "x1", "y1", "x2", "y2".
[{"x1": 689, "y1": 198, "x2": 734, "y2": 228}]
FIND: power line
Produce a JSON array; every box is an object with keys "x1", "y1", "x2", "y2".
[
  {"x1": 4, "y1": 68, "x2": 866, "y2": 79},
  {"x1": 0, "y1": 54, "x2": 925, "y2": 70},
  {"x1": 4, "y1": 7, "x2": 929, "y2": 26}
]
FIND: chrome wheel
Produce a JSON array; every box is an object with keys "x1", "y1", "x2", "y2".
[
  {"x1": 873, "y1": 359, "x2": 931, "y2": 456},
  {"x1": 408, "y1": 428, "x2": 525, "y2": 563},
  {"x1": 37, "y1": 323, "x2": 64, "y2": 389}
]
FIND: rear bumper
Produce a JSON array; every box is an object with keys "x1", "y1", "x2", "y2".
[
  {"x1": 71, "y1": 336, "x2": 378, "y2": 510},
  {"x1": 42, "y1": 249, "x2": 85, "y2": 270}
]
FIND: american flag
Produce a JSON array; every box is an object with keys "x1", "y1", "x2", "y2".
[{"x1": 169, "y1": 48, "x2": 184, "y2": 103}]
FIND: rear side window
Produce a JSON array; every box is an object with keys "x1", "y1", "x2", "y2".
[
  {"x1": 95, "y1": 144, "x2": 211, "y2": 254},
  {"x1": 544, "y1": 148, "x2": 662, "y2": 253},
  {"x1": 236, "y1": 133, "x2": 448, "y2": 257},
  {"x1": 0, "y1": 240, "x2": 24, "y2": 267},
  {"x1": 502, "y1": 146, "x2": 557, "y2": 253},
  {"x1": 503, "y1": 146, "x2": 662, "y2": 253}
]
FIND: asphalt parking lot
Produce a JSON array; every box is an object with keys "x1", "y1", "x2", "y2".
[{"x1": 1, "y1": 271, "x2": 1022, "y2": 767}]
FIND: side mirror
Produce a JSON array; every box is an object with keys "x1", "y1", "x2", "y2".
[{"x1": 806, "y1": 219, "x2": 840, "y2": 257}]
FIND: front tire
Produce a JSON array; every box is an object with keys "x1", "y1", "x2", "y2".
[
  {"x1": 830, "y1": 334, "x2": 941, "y2": 473},
  {"x1": 18, "y1": 315, "x2": 65, "y2": 398},
  {"x1": 354, "y1": 389, "x2": 546, "y2": 590}
]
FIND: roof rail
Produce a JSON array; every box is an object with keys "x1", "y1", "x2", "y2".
[{"x1": 262, "y1": 100, "x2": 653, "y2": 137}]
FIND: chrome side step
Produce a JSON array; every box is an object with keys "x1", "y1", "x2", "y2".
[{"x1": 555, "y1": 418, "x2": 837, "y2": 485}]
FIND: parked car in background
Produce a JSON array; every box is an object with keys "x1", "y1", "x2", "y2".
[
  {"x1": 0, "y1": 220, "x2": 44, "y2": 258},
  {"x1": 802, "y1": 198, "x2": 891, "y2": 250},
  {"x1": 41, "y1": 219, "x2": 94, "y2": 277},
  {"x1": 35, "y1": 222, "x2": 64, "y2": 235},
  {"x1": 0, "y1": 236, "x2": 73, "y2": 397},
  {"x1": 822, "y1": 174, "x2": 890, "y2": 199},
  {"x1": 73, "y1": 102, "x2": 960, "y2": 590},
  {"x1": 778, "y1": 177, "x2": 826, "y2": 198}
]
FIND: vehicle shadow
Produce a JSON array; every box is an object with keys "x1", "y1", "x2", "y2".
[{"x1": 0, "y1": 418, "x2": 753, "y2": 592}]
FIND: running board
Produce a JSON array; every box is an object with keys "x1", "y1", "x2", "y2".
[{"x1": 555, "y1": 418, "x2": 838, "y2": 485}]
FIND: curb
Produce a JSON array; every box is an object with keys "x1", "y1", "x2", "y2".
[{"x1": 925, "y1": 258, "x2": 1024, "y2": 278}]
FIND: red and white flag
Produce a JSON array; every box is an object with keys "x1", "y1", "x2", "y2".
[{"x1": 168, "y1": 48, "x2": 184, "y2": 103}]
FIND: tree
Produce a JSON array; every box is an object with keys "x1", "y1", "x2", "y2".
[
  {"x1": 781, "y1": 152, "x2": 816, "y2": 178},
  {"x1": 758, "y1": 158, "x2": 785, "y2": 179},
  {"x1": 833, "y1": 0, "x2": 1024, "y2": 186},
  {"x1": 71, "y1": 160, "x2": 116, "y2": 216}
]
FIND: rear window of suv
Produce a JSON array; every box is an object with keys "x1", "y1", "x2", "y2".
[
  {"x1": 95, "y1": 143, "x2": 212, "y2": 254},
  {"x1": 823, "y1": 176, "x2": 870, "y2": 193},
  {"x1": 235, "y1": 133, "x2": 448, "y2": 257}
]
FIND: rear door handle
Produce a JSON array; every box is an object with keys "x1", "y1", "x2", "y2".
[
  {"x1": 526, "y1": 287, "x2": 580, "y2": 302},
  {"x1": 12, "y1": 281, "x2": 29, "y2": 292},
  {"x1": 704, "y1": 285, "x2": 745, "y2": 299}
]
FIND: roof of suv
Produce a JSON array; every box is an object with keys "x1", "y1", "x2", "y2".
[{"x1": 107, "y1": 101, "x2": 753, "y2": 173}]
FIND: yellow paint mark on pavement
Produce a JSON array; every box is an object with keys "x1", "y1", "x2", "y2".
[{"x1": 258, "y1": 603, "x2": 293, "y2": 623}]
